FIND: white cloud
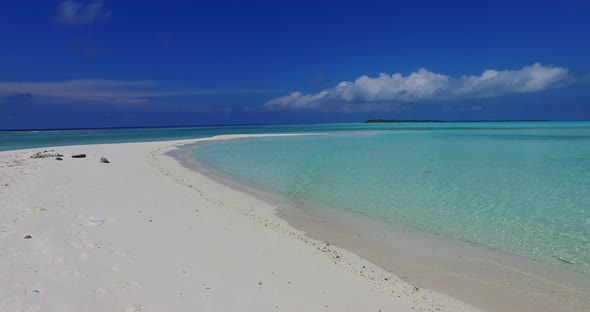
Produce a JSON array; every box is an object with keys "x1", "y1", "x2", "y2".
[
  {"x1": 56, "y1": 0, "x2": 111, "y2": 25},
  {"x1": 265, "y1": 63, "x2": 570, "y2": 110},
  {"x1": 0, "y1": 79, "x2": 275, "y2": 105}
]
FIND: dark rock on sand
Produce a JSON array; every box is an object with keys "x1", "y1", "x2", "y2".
[
  {"x1": 71, "y1": 154, "x2": 86, "y2": 158},
  {"x1": 55, "y1": 157, "x2": 63, "y2": 161},
  {"x1": 100, "y1": 157, "x2": 110, "y2": 163},
  {"x1": 24, "y1": 235, "x2": 32, "y2": 239}
]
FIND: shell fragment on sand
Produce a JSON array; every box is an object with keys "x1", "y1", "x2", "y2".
[{"x1": 87, "y1": 218, "x2": 106, "y2": 226}]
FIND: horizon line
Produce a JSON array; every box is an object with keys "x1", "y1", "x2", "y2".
[{"x1": 1, "y1": 119, "x2": 589, "y2": 132}]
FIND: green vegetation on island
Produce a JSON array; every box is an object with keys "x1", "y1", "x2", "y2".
[{"x1": 364, "y1": 119, "x2": 443, "y2": 123}]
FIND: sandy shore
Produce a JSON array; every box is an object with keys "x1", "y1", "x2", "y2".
[
  {"x1": 175, "y1": 137, "x2": 590, "y2": 312},
  {"x1": 0, "y1": 135, "x2": 478, "y2": 312}
]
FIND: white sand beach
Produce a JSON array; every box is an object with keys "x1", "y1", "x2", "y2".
[{"x1": 0, "y1": 135, "x2": 479, "y2": 312}]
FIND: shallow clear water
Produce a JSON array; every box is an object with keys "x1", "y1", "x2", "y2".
[
  {"x1": 193, "y1": 122, "x2": 590, "y2": 274},
  {"x1": 3, "y1": 121, "x2": 589, "y2": 274}
]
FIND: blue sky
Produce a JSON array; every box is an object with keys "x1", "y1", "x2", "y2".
[{"x1": 1, "y1": 0, "x2": 589, "y2": 129}]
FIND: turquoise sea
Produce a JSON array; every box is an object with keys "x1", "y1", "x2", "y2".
[
  {"x1": 0, "y1": 124, "x2": 344, "y2": 152},
  {"x1": 2, "y1": 122, "x2": 589, "y2": 275},
  {"x1": 192, "y1": 122, "x2": 590, "y2": 275}
]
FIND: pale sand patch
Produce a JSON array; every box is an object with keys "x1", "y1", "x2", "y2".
[{"x1": 0, "y1": 135, "x2": 478, "y2": 312}]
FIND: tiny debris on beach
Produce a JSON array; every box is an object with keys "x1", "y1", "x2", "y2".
[{"x1": 31, "y1": 150, "x2": 63, "y2": 159}]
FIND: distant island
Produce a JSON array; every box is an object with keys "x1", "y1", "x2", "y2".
[
  {"x1": 364, "y1": 119, "x2": 550, "y2": 123},
  {"x1": 364, "y1": 119, "x2": 443, "y2": 123}
]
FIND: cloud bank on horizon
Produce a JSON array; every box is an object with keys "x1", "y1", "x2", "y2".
[
  {"x1": 56, "y1": 0, "x2": 111, "y2": 25},
  {"x1": 0, "y1": 79, "x2": 275, "y2": 105},
  {"x1": 265, "y1": 63, "x2": 571, "y2": 111},
  {"x1": 0, "y1": 64, "x2": 574, "y2": 110}
]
